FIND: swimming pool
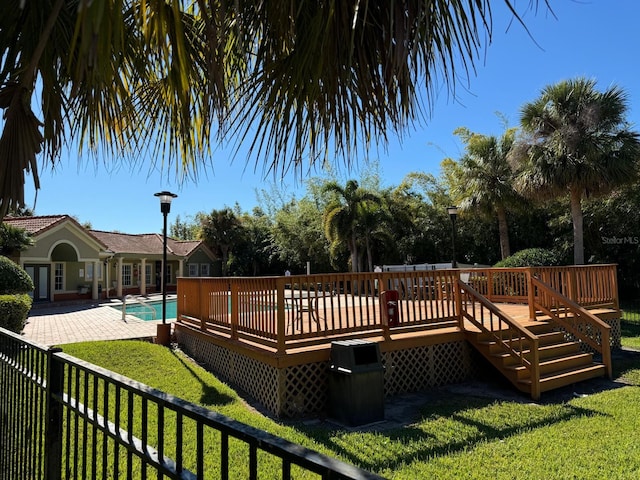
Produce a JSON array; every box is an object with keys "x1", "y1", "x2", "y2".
[
  {"x1": 113, "y1": 299, "x2": 177, "y2": 321},
  {"x1": 114, "y1": 296, "x2": 284, "y2": 321}
]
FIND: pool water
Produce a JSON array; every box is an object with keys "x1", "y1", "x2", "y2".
[
  {"x1": 114, "y1": 296, "x2": 283, "y2": 321},
  {"x1": 114, "y1": 299, "x2": 177, "y2": 321}
]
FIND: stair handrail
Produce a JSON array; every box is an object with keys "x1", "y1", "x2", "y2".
[
  {"x1": 530, "y1": 276, "x2": 612, "y2": 378},
  {"x1": 122, "y1": 295, "x2": 156, "y2": 322},
  {"x1": 458, "y1": 280, "x2": 541, "y2": 399}
]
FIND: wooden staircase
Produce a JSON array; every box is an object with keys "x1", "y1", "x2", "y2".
[
  {"x1": 466, "y1": 321, "x2": 607, "y2": 397},
  {"x1": 457, "y1": 275, "x2": 612, "y2": 401}
]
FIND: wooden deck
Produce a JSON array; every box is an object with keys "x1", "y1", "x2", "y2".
[
  {"x1": 176, "y1": 266, "x2": 620, "y2": 356},
  {"x1": 174, "y1": 266, "x2": 621, "y2": 414},
  {"x1": 175, "y1": 294, "x2": 619, "y2": 365}
]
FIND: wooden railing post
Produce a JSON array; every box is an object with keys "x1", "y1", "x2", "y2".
[
  {"x1": 530, "y1": 339, "x2": 541, "y2": 401},
  {"x1": 567, "y1": 267, "x2": 577, "y2": 303},
  {"x1": 611, "y1": 265, "x2": 620, "y2": 311},
  {"x1": 527, "y1": 268, "x2": 536, "y2": 321},
  {"x1": 454, "y1": 276, "x2": 464, "y2": 330},
  {"x1": 602, "y1": 327, "x2": 612, "y2": 379},
  {"x1": 276, "y1": 277, "x2": 286, "y2": 354},
  {"x1": 198, "y1": 279, "x2": 207, "y2": 331},
  {"x1": 487, "y1": 269, "x2": 494, "y2": 301},
  {"x1": 230, "y1": 281, "x2": 239, "y2": 340}
]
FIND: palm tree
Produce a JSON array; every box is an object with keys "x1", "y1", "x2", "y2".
[
  {"x1": 455, "y1": 127, "x2": 522, "y2": 260},
  {"x1": 198, "y1": 208, "x2": 243, "y2": 276},
  {"x1": 0, "y1": 1, "x2": 548, "y2": 217},
  {"x1": 0, "y1": 224, "x2": 34, "y2": 261},
  {"x1": 322, "y1": 180, "x2": 381, "y2": 272},
  {"x1": 357, "y1": 201, "x2": 394, "y2": 272},
  {"x1": 513, "y1": 78, "x2": 640, "y2": 264}
]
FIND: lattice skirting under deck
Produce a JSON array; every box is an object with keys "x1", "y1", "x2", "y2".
[
  {"x1": 381, "y1": 341, "x2": 472, "y2": 396},
  {"x1": 609, "y1": 317, "x2": 622, "y2": 349},
  {"x1": 558, "y1": 316, "x2": 622, "y2": 353},
  {"x1": 176, "y1": 329, "x2": 474, "y2": 418}
]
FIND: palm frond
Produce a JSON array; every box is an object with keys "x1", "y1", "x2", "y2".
[{"x1": 0, "y1": 0, "x2": 551, "y2": 218}]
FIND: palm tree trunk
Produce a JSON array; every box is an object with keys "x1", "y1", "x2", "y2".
[
  {"x1": 221, "y1": 246, "x2": 229, "y2": 275},
  {"x1": 350, "y1": 233, "x2": 359, "y2": 272},
  {"x1": 496, "y1": 206, "x2": 511, "y2": 259},
  {"x1": 570, "y1": 187, "x2": 585, "y2": 265},
  {"x1": 365, "y1": 235, "x2": 373, "y2": 271}
]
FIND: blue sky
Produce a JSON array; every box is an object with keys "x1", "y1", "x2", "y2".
[{"x1": 22, "y1": 0, "x2": 640, "y2": 234}]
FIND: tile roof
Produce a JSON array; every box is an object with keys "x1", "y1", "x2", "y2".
[
  {"x1": 3, "y1": 215, "x2": 107, "y2": 248},
  {"x1": 90, "y1": 231, "x2": 163, "y2": 254},
  {"x1": 3, "y1": 215, "x2": 69, "y2": 235},
  {"x1": 90, "y1": 231, "x2": 207, "y2": 257},
  {"x1": 168, "y1": 240, "x2": 204, "y2": 257},
  {"x1": 3, "y1": 215, "x2": 210, "y2": 259}
]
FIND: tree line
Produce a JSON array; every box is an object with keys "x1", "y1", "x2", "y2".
[{"x1": 171, "y1": 78, "x2": 640, "y2": 300}]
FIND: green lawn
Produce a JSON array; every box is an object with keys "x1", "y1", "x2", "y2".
[
  {"x1": 62, "y1": 337, "x2": 640, "y2": 479},
  {"x1": 621, "y1": 305, "x2": 640, "y2": 350}
]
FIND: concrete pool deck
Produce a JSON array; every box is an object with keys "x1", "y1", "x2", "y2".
[{"x1": 22, "y1": 296, "x2": 177, "y2": 347}]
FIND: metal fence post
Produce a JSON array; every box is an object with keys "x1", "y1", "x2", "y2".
[{"x1": 45, "y1": 347, "x2": 63, "y2": 480}]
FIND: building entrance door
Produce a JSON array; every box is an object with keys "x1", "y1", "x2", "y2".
[{"x1": 24, "y1": 264, "x2": 50, "y2": 302}]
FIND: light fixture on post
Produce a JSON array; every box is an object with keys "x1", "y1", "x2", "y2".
[
  {"x1": 447, "y1": 206, "x2": 458, "y2": 269},
  {"x1": 154, "y1": 191, "x2": 178, "y2": 345}
]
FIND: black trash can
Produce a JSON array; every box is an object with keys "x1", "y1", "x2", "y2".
[{"x1": 328, "y1": 339, "x2": 384, "y2": 426}]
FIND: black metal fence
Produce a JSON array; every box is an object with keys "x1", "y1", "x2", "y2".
[
  {"x1": 0, "y1": 328, "x2": 383, "y2": 479},
  {"x1": 621, "y1": 302, "x2": 640, "y2": 323}
]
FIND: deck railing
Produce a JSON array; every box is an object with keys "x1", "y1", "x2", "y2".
[
  {"x1": 531, "y1": 277, "x2": 613, "y2": 378},
  {"x1": 177, "y1": 265, "x2": 618, "y2": 353},
  {"x1": 458, "y1": 264, "x2": 619, "y2": 312},
  {"x1": 177, "y1": 270, "x2": 461, "y2": 352},
  {"x1": 457, "y1": 279, "x2": 541, "y2": 400},
  {"x1": 0, "y1": 328, "x2": 382, "y2": 479}
]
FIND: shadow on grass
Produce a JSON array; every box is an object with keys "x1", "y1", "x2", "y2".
[
  {"x1": 612, "y1": 346, "x2": 640, "y2": 385},
  {"x1": 285, "y1": 350, "x2": 640, "y2": 474},
  {"x1": 621, "y1": 319, "x2": 640, "y2": 339},
  {"x1": 170, "y1": 349, "x2": 235, "y2": 407},
  {"x1": 299, "y1": 392, "x2": 605, "y2": 473}
]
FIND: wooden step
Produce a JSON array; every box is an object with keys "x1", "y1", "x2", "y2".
[
  {"x1": 507, "y1": 352, "x2": 595, "y2": 380},
  {"x1": 476, "y1": 331, "x2": 566, "y2": 354},
  {"x1": 526, "y1": 322, "x2": 558, "y2": 335},
  {"x1": 473, "y1": 323, "x2": 557, "y2": 342},
  {"x1": 491, "y1": 341, "x2": 581, "y2": 366},
  {"x1": 466, "y1": 316, "x2": 608, "y2": 400},
  {"x1": 518, "y1": 364, "x2": 607, "y2": 393}
]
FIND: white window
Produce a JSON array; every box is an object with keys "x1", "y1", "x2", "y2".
[
  {"x1": 122, "y1": 264, "x2": 133, "y2": 287},
  {"x1": 145, "y1": 264, "x2": 152, "y2": 285},
  {"x1": 85, "y1": 262, "x2": 103, "y2": 281},
  {"x1": 200, "y1": 264, "x2": 210, "y2": 276},
  {"x1": 188, "y1": 263, "x2": 198, "y2": 277},
  {"x1": 165, "y1": 264, "x2": 173, "y2": 284},
  {"x1": 54, "y1": 263, "x2": 64, "y2": 291}
]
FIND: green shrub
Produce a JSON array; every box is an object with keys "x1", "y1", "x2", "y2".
[
  {"x1": 0, "y1": 255, "x2": 33, "y2": 294},
  {"x1": 494, "y1": 248, "x2": 562, "y2": 268},
  {"x1": 0, "y1": 294, "x2": 32, "y2": 333}
]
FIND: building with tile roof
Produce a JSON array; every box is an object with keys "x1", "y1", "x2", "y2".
[{"x1": 3, "y1": 215, "x2": 216, "y2": 302}]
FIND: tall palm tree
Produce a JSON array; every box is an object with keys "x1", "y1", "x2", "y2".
[
  {"x1": 322, "y1": 180, "x2": 381, "y2": 272},
  {"x1": 513, "y1": 78, "x2": 640, "y2": 264},
  {"x1": 455, "y1": 127, "x2": 522, "y2": 260},
  {"x1": 0, "y1": 1, "x2": 548, "y2": 217},
  {"x1": 357, "y1": 200, "x2": 394, "y2": 272},
  {"x1": 198, "y1": 208, "x2": 243, "y2": 276}
]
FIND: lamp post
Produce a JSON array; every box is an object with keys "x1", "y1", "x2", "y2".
[
  {"x1": 155, "y1": 191, "x2": 177, "y2": 345},
  {"x1": 447, "y1": 206, "x2": 458, "y2": 269}
]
